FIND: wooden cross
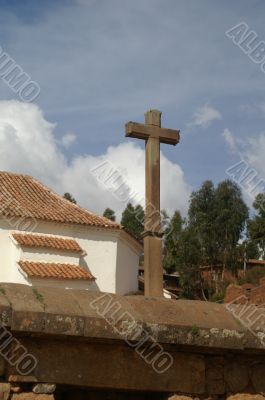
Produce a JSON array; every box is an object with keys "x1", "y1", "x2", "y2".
[{"x1": 125, "y1": 110, "x2": 180, "y2": 297}]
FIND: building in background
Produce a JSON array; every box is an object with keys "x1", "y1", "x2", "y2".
[{"x1": 0, "y1": 171, "x2": 142, "y2": 294}]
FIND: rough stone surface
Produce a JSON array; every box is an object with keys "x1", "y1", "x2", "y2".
[
  {"x1": 168, "y1": 396, "x2": 193, "y2": 400},
  {"x1": 33, "y1": 384, "x2": 56, "y2": 394},
  {"x1": 224, "y1": 361, "x2": 249, "y2": 392},
  {"x1": 0, "y1": 356, "x2": 5, "y2": 376},
  {"x1": 206, "y1": 357, "x2": 225, "y2": 394},
  {"x1": 12, "y1": 394, "x2": 55, "y2": 400},
  {"x1": 227, "y1": 395, "x2": 265, "y2": 400},
  {"x1": 0, "y1": 282, "x2": 258, "y2": 350},
  {"x1": 10, "y1": 385, "x2": 21, "y2": 393},
  {"x1": 0, "y1": 284, "x2": 265, "y2": 397},
  {"x1": 0, "y1": 383, "x2": 11, "y2": 400},
  {"x1": 12, "y1": 337, "x2": 206, "y2": 394},
  {"x1": 251, "y1": 363, "x2": 265, "y2": 392}
]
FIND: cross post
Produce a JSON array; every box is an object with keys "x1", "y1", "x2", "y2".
[{"x1": 125, "y1": 110, "x2": 180, "y2": 297}]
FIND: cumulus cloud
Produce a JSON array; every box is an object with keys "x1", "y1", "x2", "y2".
[
  {"x1": 0, "y1": 100, "x2": 191, "y2": 219},
  {"x1": 190, "y1": 104, "x2": 222, "y2": 128},
  {"x1": 222, "y1": 128, "x2": 237, "y2": 153},
  {"x1": 223, "y1": 131, "x2": 265, "y2": 209},
  {"x1": 243, "y1": 134, "x2": 265, "y2": 179},
  {"x1": 61, "y1": 133, "x2": 77, "y2": 148}
]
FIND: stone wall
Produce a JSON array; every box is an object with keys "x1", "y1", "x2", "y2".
[
  {"x1": 1, "y1": 284, "x2": 265, "y2": 398},
  {"x1": 1, "y1": 383, "x2": 265, "y2": 399}
]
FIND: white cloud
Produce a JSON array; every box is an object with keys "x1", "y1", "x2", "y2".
[
  {"x1": 224, "y1": 132, "x2": 265, "y2": 208},
  {"x1": 0, "y1": 100, "x2": 191, "y2": 219},
  {"x1": 244, "y1": 134, "x2": 265, "y2": 179},
  {"x1": 61, "y1": 133, "x2": 77, "y2": 148},
  {"x1": 241, "y1": 134, "x2": 265, "y2": 207},
  {"x1": 190, "y1": 104, "x2": 222, "y2": 128},
  {"x1": 222, "y1": 128, "x2": 237, "y2": 153}
]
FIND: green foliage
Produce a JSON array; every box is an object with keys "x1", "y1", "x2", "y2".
[
  {"x1": 191, "y1": 324, "x2": 199, "y2": 336},
  {"x1": 177, "y1": 226, "x2": 203, "y2": 299},
  {"x1": 215, "y1": 180, "x2": 249, "y2": 274},
  {"x1": 189, "y1": 180, "x2": 218, "y2": 267},
  {"x1": 236, "y1": 239, "x2": 260, "y2": 270},
  {"x1": 210, "y1": 291, "x2": 225, "y2": 303},
  {"x1": 163, "y1": 179, "x2": 249, "y2": 300},
  {"x1": 32, "y1": 288, "x2": 44, "y2": 303},
  {"x1": 103, "y1": 208, "x2": 116, "y2": 222},
  {"x1": 248, "y1": 193, "x2": 265, "y2": 259},
  {"x1": 245, "y1": 239, "x2": 260, "y2": 260},
  {"x1": 121, "y1": 203, "x2": 144, "y2": 242},
  {"x1": 63, "y1": 192, "x2": 77, "y2": 204},
  {"x1": 163, "y1": 211, "x2": 184, "y2": 273},
  {"x1": 239, "y1": 267, "x2": 265, "y2": 286}
]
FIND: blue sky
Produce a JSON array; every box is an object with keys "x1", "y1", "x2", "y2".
[{"x1": 0, "y1": 0, "x2": 265, "y2": 217}]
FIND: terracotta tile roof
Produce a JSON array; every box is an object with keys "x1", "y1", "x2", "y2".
[
  {"x1": 248, "y1": 259, "x2": 265, "y2": 266},
  {"x1": 12, "y1": 233, "x2": 82, "y2": 253},
  {"x1": 0, "y1": 171, "x2": 120, "y2": 229},
  {"x1": 18, "y1": 261, "x2": 95, "y2": 281}
]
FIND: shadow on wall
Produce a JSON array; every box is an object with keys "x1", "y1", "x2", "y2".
[
  {"x1": 80, "y1": 257, "x2": 100, "y2": 291},
  {"x1": 53, "y1": 387, "x2": 166, "y2": 399}
]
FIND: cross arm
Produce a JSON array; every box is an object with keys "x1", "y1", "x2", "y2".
[{"x1": 125, "y1": 122, "x2": 180, "y2": 145}]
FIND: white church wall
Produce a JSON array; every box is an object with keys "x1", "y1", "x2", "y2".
[
  {"x1": 0, "y1": 217, "x2": 141, "y2": 294},
  {"x1": 0, "y1": 223, "x2": 19, "y2": 282},
  {"x1": 31, "y1": 221, "x2": 119, "y2": 293},
  {"x1": 20, "y1": 247, "x2": 80, "y2": 265},
  {"x1": 115, "y1": 236, "x2": 140, "y2": 295}
]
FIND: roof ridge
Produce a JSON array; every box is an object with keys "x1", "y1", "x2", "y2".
[
  {"x1": 12, "y1": 232, "x2": 80, "y2": 240},
  {"x1": 0, "y1": 171, "x2": 137, "y2": 235},
  {"x1": 0, "y1": 170, "x2": 117, "y2": 229},
  {"x1": 20, "y1": 260, "x2": 80, "y2": 266},
  {"x1": 28, "y1": 175, "x2": 121, "y2": 229},
  {"x1": 0, "y1": 170, "x2": 33, "y2": 179}
]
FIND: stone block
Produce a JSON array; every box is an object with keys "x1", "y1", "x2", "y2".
[
  {"x1": 168, "y1": 396, "x2": 193, "y2": 400},
  {"x1": 12, "y1": 394, "x2": 55, "y2": 400},
  {"x1": 251, "y1": 363, "x2": 265, "y2": 392},
  {"x1": 224, "y1": 361, "x2": 249, "y2": 392},
  {"x1": 227, "y1": 395, "x2": 265, "y2": 400},
  {"x1": 0, "y1": 357, "x2": 5, "y2": 376},
  {"x1": 206, "y1": 357, "x2": 225, "y2": 395},
  {"x1": 0, "y1": 383, "x2": 11, "y2": 400},
  {"x1": 33, "y1": 384, "x2": 56, "y2": 394}
]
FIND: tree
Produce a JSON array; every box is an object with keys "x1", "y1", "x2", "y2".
[
  {"x1": 215, "y1": 180, "x2": 248, "y2": 276},
  {"x1": 163, "y1": 211, "x2": 184, "y2": 273},
  {"x1": 163, "y1": 180, "x2": 249, "y2": 299},
  {"x1": 237, "y1": 239, "x2": 260, "y2": 268},
  {"x1": 121, "y1": 203, "x2": 144, "y2": 241},
  {"x1": 103, "y1": 208, "x2": 116, "y2": 222},
  {"x1": 245, "y1": 239, "x2": 260, "y2": 260},
  {"x1": 163, "y1": 211, "x2": 204, "y2": 298},
  {"x1": 63, "y1": 192, "x2": 77, "y2": 204},
  {"x1": 248, "y1": 193, "x2": 265, "y2": 259},
  {"x1": 177, "y1": 226, "x2": 204, "y2": 299},
  {"x1": 188, "y1": 180, "x2": 218, "y2": 268}
]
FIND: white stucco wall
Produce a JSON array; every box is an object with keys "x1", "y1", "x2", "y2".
[
  {"x1": 0, "y1": 217, "x2": 141, "y2": 294},
  {"x1": 0, "y1": 224, "x2": 18, "y2": 282},
  {"x1": 116, "y1": 236, "x2": 140, "y2": 295}
]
